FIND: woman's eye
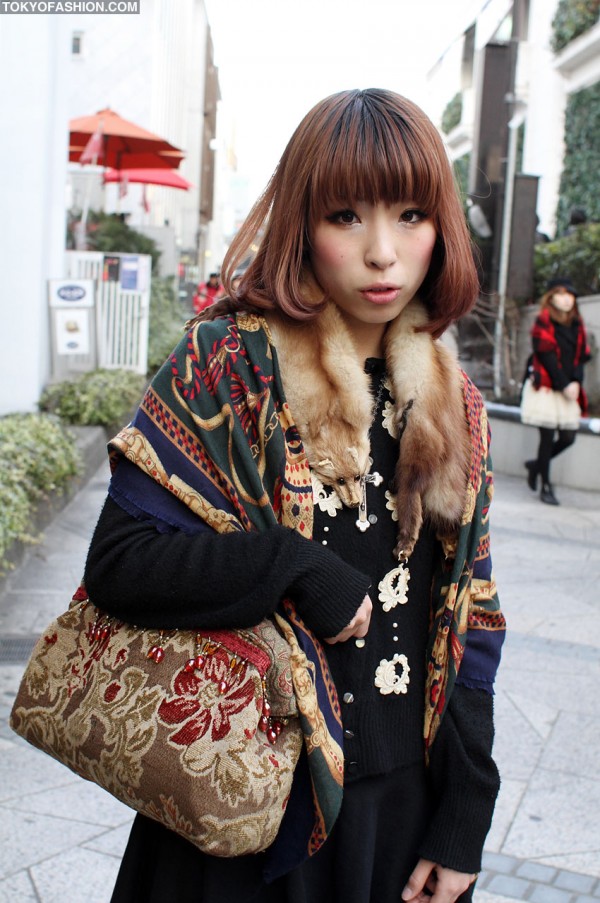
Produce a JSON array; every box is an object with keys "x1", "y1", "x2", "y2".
[
  {"x1": 327, "y1": 209, "x2": 358, "y2": 225},
  {"x1": 400, "y1": 209, "x2": 427, "y2": 224}
]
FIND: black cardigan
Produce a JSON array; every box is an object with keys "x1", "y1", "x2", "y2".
[{"x1": 84, "y1": 365, "x2": 499, "y2": 875}]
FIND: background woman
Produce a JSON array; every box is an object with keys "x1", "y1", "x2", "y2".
[
  {"x1": 521, "y1": 277, "x2": 590, "y2": 505},
  {"x1": 84, "y1": 88, "x2": 505, "y2": 903}
]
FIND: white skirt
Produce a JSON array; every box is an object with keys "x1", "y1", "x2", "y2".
[{"x1": 520, "y1": 379, "x2": 581, "y2": 430}]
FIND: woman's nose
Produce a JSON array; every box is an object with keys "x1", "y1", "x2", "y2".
[{"x1": 365, "y1": 227, "x2": 397, "y2": 269}]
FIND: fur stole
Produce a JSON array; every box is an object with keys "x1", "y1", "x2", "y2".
[{"x1": 267, "y1": 300, "x2": 471, "y2": 559}]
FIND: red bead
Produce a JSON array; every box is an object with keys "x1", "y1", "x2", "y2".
[
  {"x1": 262, "y1": 700, "x2": 271, "y2": 716},
  {"x1": 273, "y1": 721, "x2": 282, "y2": 736},
  {"x1": 266, "y1": 727, "x2": 278, "y2": 744},
  {"x1": 194, "y1": 654, "x2": 205, "y2": 669},
  {"x1": 147, "y1": 646, "x2": 158, "y2": 660},
  {"x1": 218, "y1": 680, "x2": 228, "y2": 694},
  {"x1": 153, "y1": 647, "x2": 165, "y2": 663},
  {"x1": 258, "y1": 715, "x2": 269, "y2": 732},
  {"x1": 184, "y1": 658, "x2": 196, "y2": 672}
]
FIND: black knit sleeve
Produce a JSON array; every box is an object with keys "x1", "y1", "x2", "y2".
[
  {"x1": 535, "y1": 349, "x2": 569, "y2": 390},
  {"x1": 418, "y1": 686, "x2": 500, "y2": 874},
  {"x1": 84, "y1": 495, "x2": 370, "y2": 639}
]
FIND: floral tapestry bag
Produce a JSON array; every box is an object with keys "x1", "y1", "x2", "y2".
[{"x1": 9, "y1": 585, "x2": 303, "y2": 857}]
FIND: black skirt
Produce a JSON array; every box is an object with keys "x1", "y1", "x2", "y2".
[{"x1": 110, "y1": 761, "x2": 474, "y2": 903}]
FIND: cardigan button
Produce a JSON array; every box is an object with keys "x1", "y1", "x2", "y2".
[
  {"x1": 342, "y1": 692, "x2": 354, "y2": 704},
  {"x1": 347, "y1": 761, "x2": 359, "y2": 774},
  {"x1": 344, "y1": 729, "x2": 355, "y2": 739}
]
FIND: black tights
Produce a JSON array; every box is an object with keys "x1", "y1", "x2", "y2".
[{"x1": 536, "y1": 427, "x2": 576, "y2": 483}]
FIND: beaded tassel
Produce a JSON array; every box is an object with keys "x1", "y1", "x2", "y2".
[{"x1": 258, "y1": 679, "x2": 286, "y2": 744}]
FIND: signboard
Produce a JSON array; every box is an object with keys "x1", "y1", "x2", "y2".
[
  {"x1": 54, "y1": 308, "x2": 91, "y2": 355},
  {"x1": 103, "y1": 255, "x2": 121, "y2": 282},
  {"x1": 120, "y1": 254, "x2": 140, "y2": 291},
  {"x1": 48, "y1": 279, "x2": 94, "y2": 308},
  {"x1": 122, "y1": 253, "x2": 151, "y2": 294}
]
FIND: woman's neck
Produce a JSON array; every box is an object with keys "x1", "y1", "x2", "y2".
[{"x1": 337, "y1": 314, "x2": 387, "y2": 362}]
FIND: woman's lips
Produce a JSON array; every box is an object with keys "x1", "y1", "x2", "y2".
[{"x1": 360, "y1": 286, "x2": 401, "y2": 304}]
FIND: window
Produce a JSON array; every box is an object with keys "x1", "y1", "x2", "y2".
[
  {"x1": 461, "y1": 25, "x2": 476, "y2": 89},
  {"x1": 72, "y1": 32, "x2": 83, "y2": 57}
]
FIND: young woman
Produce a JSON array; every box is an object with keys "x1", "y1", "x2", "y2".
[
  {"x1": 84, "y1": 89, "x2": 505, "y2": 903},
  {"x1": 521, "y1": 277, "x2": 590, "y2": 505}
]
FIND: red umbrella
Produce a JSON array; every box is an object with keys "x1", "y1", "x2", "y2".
[
  {"x1": 102, "y1": 167, "x2": 192, "y2": 190},
  {"x1": 69, "y1": 108, "x2": 184, "y2": 170}
]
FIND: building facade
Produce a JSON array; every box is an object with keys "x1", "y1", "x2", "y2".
[{"x1": 428, "y1": 0, "x2": 600, "y2": 243}]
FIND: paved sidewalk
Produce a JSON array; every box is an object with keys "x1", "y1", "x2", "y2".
[{"x1": 1, "y1": 462, "x2": 599, "y2": 902}]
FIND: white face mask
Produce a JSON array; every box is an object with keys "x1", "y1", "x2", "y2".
[{"x1": 550, "y1": 288, "x2": 576, "y2": 313}]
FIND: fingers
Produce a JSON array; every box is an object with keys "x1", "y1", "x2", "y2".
[
  {"x1": 563, "y1": 381, "x2": 579, "y2": 401},
  {"x1": 324, "y1": 594, "x2": 372, "y2": 644},
  {"x1": 402, "y1": 860, "x2": 474, "y2": 902},
  {"x1": 352, "y1": 595, "x2": 372, "y2": 637},
  {"x1": 401, "y1": 859, "x2": 432, "y2": 901}
]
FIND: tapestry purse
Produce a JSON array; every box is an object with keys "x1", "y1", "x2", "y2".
[{"x1": 10, "y1": 586, "x2": 303, "y2": 857}]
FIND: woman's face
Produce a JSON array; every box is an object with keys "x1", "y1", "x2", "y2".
[
  {"x1": 550, "y1": 287, "x2": 576, "y2": 313},
  {"x1": 309, "y1": 200, "x2": 437, "y2": 347}
]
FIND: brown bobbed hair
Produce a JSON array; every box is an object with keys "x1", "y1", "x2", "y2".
[{"x1": 214, "y1": 88, "x2": 479, "y2": 338}]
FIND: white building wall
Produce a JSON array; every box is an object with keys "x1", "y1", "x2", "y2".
[
  {"x1": 521, "y1": 0, "x2": 567, "y2": 239},
  {"x1": 0, "y1": 16, "x2": 71, "y2": 415},
  {"x1": 147, "y1": 0, "x2": 208, "y2": 249}
]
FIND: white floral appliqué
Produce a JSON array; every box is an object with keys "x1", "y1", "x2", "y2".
[
  {"x1": 374, "y1": 653, "x2": 410, "y2": 695},
  {"x1": 384, "y1": 489, "x2": 398, "y2": 522},
  {"x1": 381, "y1": 398, "x2": 398, "y2": 438},
  {"x1": 378, "y1": 560, "x2": 410, "y2": 612},
  {"x1": 311, "y1": 472, "x2": 343, "y2": 517},
  {"x1": 379, "y1": 376, "x2": 397, "y2": 438}
]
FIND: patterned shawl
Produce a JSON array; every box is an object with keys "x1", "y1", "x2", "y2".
[
  {"x1": 108, "y1": 311, "x2": 506, "y2": 869},
  {"x1": 109, "y1": 313, "x2": 343, "y2": 880},
  {"x1": 425, "y1": 375, "x2": 506, "y2": 751}
]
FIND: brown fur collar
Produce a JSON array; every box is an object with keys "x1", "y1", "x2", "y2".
[
  {"x1": 384, "y1": 301, "x2": 471, "y2": 557},
  {"x1": 267, "y1": 300, "x2": 470, "y2": 558}
]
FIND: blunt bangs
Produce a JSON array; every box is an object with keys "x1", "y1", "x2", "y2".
[{"x1": 307, "y1": 91, "x2": 444, "y2": 228}]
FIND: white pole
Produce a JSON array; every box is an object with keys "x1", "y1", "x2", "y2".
[
  {"x1": 75, "y1": 154, "x2": 98, "y2": 251},
  {"x1": 493, "y1": 102, "x2": 527, "y2": 399}
]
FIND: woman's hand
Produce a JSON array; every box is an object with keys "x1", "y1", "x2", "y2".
[
  {"x1": 401, "y1": 859, "x2": 477, "y2": 902},
  {"x1": 563, "y1": 381, "x2": 580, "y2": 401},
  {"x1": 324, "y1": 594, "x2": 372, "y2": 644}
]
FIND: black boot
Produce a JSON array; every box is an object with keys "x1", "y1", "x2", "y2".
[
  {"x1": 540, "y1": 483, "x2": 559, "y2": 505},
  {"x1": 525, "y1": 460, "x2": 539, "y2": 492}
]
